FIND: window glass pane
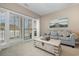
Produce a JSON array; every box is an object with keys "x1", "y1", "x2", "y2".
[
  {"x1": 24, "y1": 18, "x2": 32, "y2": 39},
  {"x1": 9, "y1": 13, "x2": 15, "y2": 39},
  {"x1": 14, "y1": 15, "x2": 20, "y2": 38},
  {"x1": 28, "y1": 19, "x2": 32, "y2": 38},
  {"x1": 9, "y1": 13, "x2": 21, "y2": 39},
  {"x1": 0, "y1": 10, "x2": 6, "y2": 42},
  {"x1": 24, "y1": 17, "x2": 30, "y2": 39}
]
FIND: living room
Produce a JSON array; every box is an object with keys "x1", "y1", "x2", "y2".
[{"x1": 0, "y1": 3, "x2": 79, "y2": 56}]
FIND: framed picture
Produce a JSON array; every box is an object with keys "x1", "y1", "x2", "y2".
[{"x1": 49, "y1": 17, "x2": 68, "y2": 28}]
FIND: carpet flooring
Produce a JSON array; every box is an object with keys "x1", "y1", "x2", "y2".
[{"x1": 0, "y1": 40, "x2": 79, "y2": 56}]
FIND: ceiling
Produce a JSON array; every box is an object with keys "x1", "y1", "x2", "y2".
[{"x1": 19, "y1": 3, "x2": 77, "y2": 16}]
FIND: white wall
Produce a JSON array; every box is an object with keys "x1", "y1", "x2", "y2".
[{"x1": 40, "y1": 5, "x2": 79, "y2": 35}]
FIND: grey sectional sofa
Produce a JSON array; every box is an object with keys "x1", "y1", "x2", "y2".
[{"x1": 49, "y1": 30, "x2": 77, "y2": 47}]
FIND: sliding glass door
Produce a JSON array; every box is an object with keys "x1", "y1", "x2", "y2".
[
  {"x1": 9, "y1": 13, "x2": 21, "y2": 40},
  {"x1": 24, "y1": 17, "x2": 29, "y2": 40},
  {"x1": 23, "y1": 17, "x2": 32, "y2": 40},
  {"x1": 0, "y1": 9, "x2": 6, "y2": 42},
  {"x1": 0, "y1": 8, "x2": 40, "y2": 41},
  {"x1": 28, "y1": 19, "x2": 32, "y2": 39}
]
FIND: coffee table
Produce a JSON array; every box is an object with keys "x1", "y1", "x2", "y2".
[{"x1": 34, "y1": 37, "x2": 62, "y2": 56}]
